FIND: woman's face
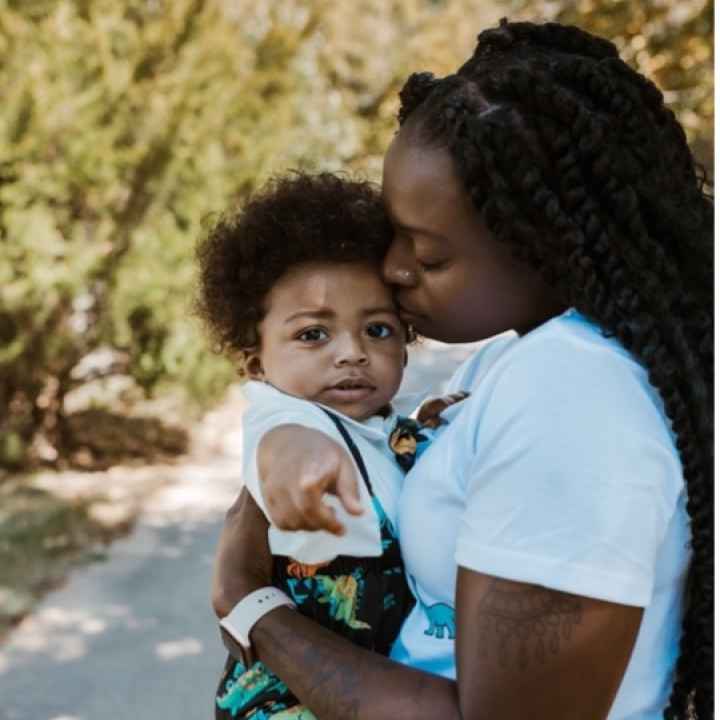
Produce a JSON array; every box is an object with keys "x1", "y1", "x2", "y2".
[{"x1": 381, "y1": 130, "x2": 565, "y2": 343}]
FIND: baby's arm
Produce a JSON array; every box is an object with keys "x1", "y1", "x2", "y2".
[
  {"x1": 242, "y1": 388, "x2": 378, "y2": 563},
  {"x1": 256, "y1": 424, "x2": 362, "y2": 535},
  {"x1": 240, "y1": 384, "x2": 361, "y2": 525},
  {"x1": 244, "y1": 422, "x2": 356, "y2": 564}
]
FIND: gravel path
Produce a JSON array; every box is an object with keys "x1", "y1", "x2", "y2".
[{"x1": 0, "y1": 340, "x2": 481, "y2": 720}]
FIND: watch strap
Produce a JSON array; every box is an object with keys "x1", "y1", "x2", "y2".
[{"x1": 219, "y1": 587, "x2": 295, "y2": 648}]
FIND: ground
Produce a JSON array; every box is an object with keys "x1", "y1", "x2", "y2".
[{"x1": 0, "y1": 339, "x2": 481, "y2": 720}]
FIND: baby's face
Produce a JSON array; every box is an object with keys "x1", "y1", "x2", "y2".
[{"x1": 250, "y1": 261, "x2": 406, "y2": 421}]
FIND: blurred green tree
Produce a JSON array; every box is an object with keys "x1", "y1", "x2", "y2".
[
  {"x1": 0, "y1": 0, "x2": 501, "y2": 469},
  {"x1": 1, "y1": 0, "x2": 711, "y2": 470}
]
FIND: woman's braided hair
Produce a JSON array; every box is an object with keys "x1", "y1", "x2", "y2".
[{"x1": 398, "y1": 19, "x2": 712, "y2": 718}]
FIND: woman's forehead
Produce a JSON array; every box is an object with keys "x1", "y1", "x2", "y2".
[{"x1": 382, "y1": 135, "x2": 471, "y2": 233}]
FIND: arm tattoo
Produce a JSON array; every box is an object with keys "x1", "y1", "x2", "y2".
[
  {"x1": 477, "y1": 580, "x2": 582, "y2": 669},
  {"x1": 257, "y1": 612, "x2": 429, "y2": 720}
]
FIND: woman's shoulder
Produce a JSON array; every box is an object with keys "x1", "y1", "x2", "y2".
[
  {"x1": 497, "y1": 309, "x2": 643, "y2": 383},
  {"x1": 448, "y1": 309, "x2": 643, "y2": 399},
  {"x1": 521, "y1": 308, "x2": 634, "y2": 361},
  {"x1": 444, "y1": 331, "x2": 520, "y2": 394},
  {"x1": 481, "y1": 309, "x2": 673, "y2": 441}
]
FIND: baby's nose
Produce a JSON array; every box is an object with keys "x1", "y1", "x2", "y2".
[{"x1": 334, "y1": 335, "x2": 369, "y2": 365}]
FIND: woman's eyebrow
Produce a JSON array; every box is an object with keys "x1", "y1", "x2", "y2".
[{"x1": 394, "y1": 220, "x2": 444, "y2": 241}]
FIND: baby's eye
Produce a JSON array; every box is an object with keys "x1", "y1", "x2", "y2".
[
  {"x1": 297, "y1": 327, "x2": 329, "y2": 343},
  {"x1": 366, "y1": 322, "x2": 395, "y2": 339}
]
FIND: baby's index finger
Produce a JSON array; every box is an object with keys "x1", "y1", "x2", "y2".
[
  {"x1": 336, "y1": 462, "x2": 364, "y2": 516},
  {"x1": 319, "y1": 505, "x2": 346, "y2": 536}
]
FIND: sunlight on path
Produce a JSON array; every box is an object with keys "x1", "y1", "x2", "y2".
[{"x1": 0, "y1": 341, "x2": 481, "y2": 720}]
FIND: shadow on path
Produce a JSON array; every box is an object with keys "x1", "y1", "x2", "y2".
[{"x1": 0, "y1": 340, "x2": 481, "y2": 720}]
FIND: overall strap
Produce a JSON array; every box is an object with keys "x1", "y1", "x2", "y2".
[{"x1": 318, "y1": 408, "x2": 374, "y2": 497}]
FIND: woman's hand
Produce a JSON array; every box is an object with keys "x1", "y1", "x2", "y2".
[
  {"x1": 257, "y1": 425, "x2": 363, "y2": 535},
  {"x1": 417, "y1": 391, "x2": 469, "y2": 428},
  {"x1": 211, "y1": 487, "x2": 272, "y2": 620}
]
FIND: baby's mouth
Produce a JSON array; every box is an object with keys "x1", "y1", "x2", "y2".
[
  {"x1": 332, "y1": 379, "x2": 373, "y2": 390},
  {"x1": 324, "y1": 379, "x2": 376, "y2": 401}
]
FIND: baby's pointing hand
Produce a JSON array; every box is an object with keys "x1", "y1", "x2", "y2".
[{"x1": 257, "y1": 425, "x2": 363, "y2": 536}]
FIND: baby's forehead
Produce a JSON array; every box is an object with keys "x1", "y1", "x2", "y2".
[{"x1": 269, "y1": 260, "x2": 396, "y2": 310}]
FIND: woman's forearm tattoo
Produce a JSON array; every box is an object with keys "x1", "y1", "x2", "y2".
[
  {"x1": 257, "y1": 614, "x2": 418, "y2": 720},
  {"x1": 477, "y1": 580, "x2": 582, "y2": 669}
]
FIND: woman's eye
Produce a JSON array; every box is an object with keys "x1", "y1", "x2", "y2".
[
  {"x1": 297, "y1": 327, "x2": 329, "y2": 342},
  {"x1": 366, "y1": 323, "x2": 394, "y2": 339},
  {"x1": 418, "y1": 258, "x2": 448, "y2": 272}
]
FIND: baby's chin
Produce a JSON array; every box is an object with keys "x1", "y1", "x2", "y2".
[
  {"x1": 263, "y1": 379, "x2": 395, "y2": 421},
  {"x1": 321, "y1": 398, "x2": 394, "y2": 422}
]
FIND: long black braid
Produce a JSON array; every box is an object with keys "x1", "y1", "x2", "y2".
[{"x1": 398, "y1": 19, "x2": 713, "y2": 719}]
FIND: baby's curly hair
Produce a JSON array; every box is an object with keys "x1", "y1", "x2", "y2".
[{"x1": 195, "y1": 172, "x2": 393, "y2": 375}]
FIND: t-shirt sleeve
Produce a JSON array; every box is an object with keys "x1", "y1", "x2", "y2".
[
  {"x1": 454, "y1": 339, "x2": 683, "y2": 607},
  {"x1": 241, "y1": 392, "x2": 381, "y2": 564}
]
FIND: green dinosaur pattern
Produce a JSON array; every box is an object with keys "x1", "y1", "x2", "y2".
[
  {"x1": 216, "y1": 662, "x2": 289, "y2": 717},
  {"x1": 287, "y1": 570, "x2": 371, "y2": 631},
  {"x1": 215, "y1": 409, "x2": 416, "y2": 719}
]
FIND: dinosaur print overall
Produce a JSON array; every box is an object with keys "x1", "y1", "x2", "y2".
[{"x1": 215, "y1": 410, "x2": 418, "y2": 720}]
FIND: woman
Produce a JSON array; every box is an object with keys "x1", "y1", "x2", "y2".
[{"x1": 212, "y1": 19, "x2": 712, "y2": 719}]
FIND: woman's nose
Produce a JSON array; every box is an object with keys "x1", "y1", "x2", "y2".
[{"x1": 382, "y1": 239, "x2": 418, "y2": 287}]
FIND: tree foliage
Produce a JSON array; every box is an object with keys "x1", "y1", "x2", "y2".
[
  {"x1": 1, "y1": 0, "x2": 711, "y2": 470},
  {"x1": 0, "y1": 0, "x2": 499, "y2": 469}
]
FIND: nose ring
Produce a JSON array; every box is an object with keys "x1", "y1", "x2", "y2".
[{"x1": 398, "y1": 270, "x2": 414, "y2": 281}]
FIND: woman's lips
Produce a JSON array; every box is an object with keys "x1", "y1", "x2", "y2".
[
  {"x1": 395, "y1": 292, "x2": 424, "y2": 317},
  {"x1": 397, "y1": 302, "x2": 424, "y2": 321}
]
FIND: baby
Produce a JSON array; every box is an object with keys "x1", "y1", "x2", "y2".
[{"x1": 195, "y1": 172, "x2": 465, "y2": 720}]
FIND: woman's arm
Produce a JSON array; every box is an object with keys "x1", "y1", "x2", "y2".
[
  {"x1": 214, "y1": 489, "x2": 642, "y2": 720},
  {"x1": 249, "y1": 568, "x2": 641, "y2": 720},
  {"x1": 252, "y1": 607, "x2": 460, "y2": 719},
  {"x1": 454, "y1": 569, "x2": 642, "y2": 719}
]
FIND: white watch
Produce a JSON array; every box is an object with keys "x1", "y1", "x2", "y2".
[{"x1": 219, "y1": 587, "x2": 296, "y2": 648}]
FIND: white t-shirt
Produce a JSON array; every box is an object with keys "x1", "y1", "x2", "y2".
[
  {"x1": 241, "y1": 381, "x2": 406, "y2": 564},
  {"x1": 390, "y1": 309, "x2": 689, "y2": 719}
]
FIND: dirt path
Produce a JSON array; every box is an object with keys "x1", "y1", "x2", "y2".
[{"x1": 0, "y1": 340, "x2": 481, "y2": 720}]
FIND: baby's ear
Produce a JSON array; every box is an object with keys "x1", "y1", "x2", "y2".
[{"x1": 243, "y1": 351, "x2": 265, "y2": 380}]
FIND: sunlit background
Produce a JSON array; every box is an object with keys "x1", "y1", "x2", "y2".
[{"x1": 0, "y1": 1, "x2": 713, "y2": 717}]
